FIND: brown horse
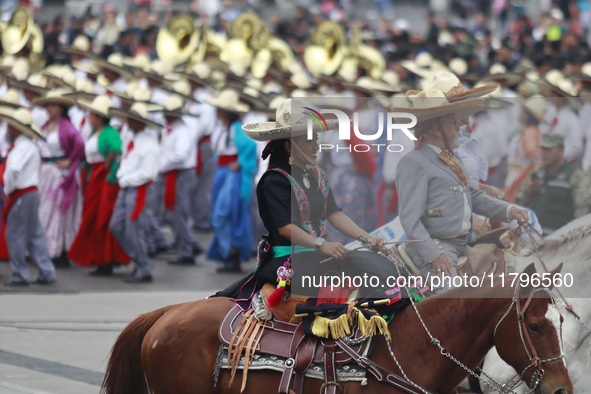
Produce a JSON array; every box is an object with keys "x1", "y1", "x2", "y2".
[{"x1": 101, "y1": 264, "x2": 572, "y2": 394}]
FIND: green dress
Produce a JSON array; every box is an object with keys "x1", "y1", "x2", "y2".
[{"x1": 97, "y1": 125, "x2": 122, "y2": 184}]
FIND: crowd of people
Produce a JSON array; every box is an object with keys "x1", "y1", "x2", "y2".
[{"x1": 1, "y1": 0, "x2": 591, "y2": 288}]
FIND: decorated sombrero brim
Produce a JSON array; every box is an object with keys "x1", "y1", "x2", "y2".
[
  {"x1": 108, "y1": 103, "x2": 163, "y2": 129},
  {"x1": 0, "y1": 107, "x2": 44, "y2": 140},
  {"x1": 407, "y1": 72, "x2": 498, "y2": 102},
  {"x1": 242, "y1": 98, "x2": 339, "y2": 141},
  {"x1": 393, "y1": 89, "x2": 485, "y2": 125}
]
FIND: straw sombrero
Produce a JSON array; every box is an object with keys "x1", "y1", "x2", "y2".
[
  {"x1": 481, "y1": 63, "x2": 522, "y2": 86},
  {"x1": 77, "y1": 95, "x2": 112, "y2": 118},
  {"x1": 33, "y1": 88, "x2": 76, "y2": 107},
  {"x1": 7, "y1": 73, "x2": 48, "y2": 95},
  {"x1": 242, "y1": 98, "x2": 339, "y2": 141},
  {"x1": 400, "y1": 52, "x2": 449, "y2": 79},
  {"x1": 62, "y1": 35, "x2": 91, "y2": 56},
  {"x1": 44, "y1": 66, "x2": 77, "y2": 89},
  {"x1": 108, "y1": 102, "x2": 163, "y2": 129},
  {"x1": 393, "y1": 89, "x2": 485, "y2": 126},
  {"x1": 160, "y1": 94, "x2": 196, "y2": 117},
  {"x1": 522, "y1": 95, "x2": 547, "y2": 124},
  {"x1": 0, "y1": 107, "x2": 44, "y2": 140},
  {"x1": 95, "y1": 53, "x2": 133, "y2": 79},
  {"x1": 0, "y1": 88, "x2": 22, "y2": 108},
  {"x1": 161, "y1": 77, "x2": 199, "y2": 103},
  {"x1": 408, "y1": 72, "x2": 498, "y2": 102},
  {"x1": 205, "y1": 89, "x2": 249, "y2": 114}
]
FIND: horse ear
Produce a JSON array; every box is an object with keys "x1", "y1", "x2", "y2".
[
  {"x1": 520, "y1": 263, "x2": 537, "y2": 295},
  {"x1": 547, "y1": 262, "x2": 563, "y2": 291}
]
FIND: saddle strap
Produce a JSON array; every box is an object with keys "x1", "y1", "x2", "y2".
[
  {"x1": 322, "y1": 341, "x2": 340, "y2": 394},
  {"x1": 278, "y1": 358, "x2": 296, "y2": 394},
  {"x1": 336, "y1": 339, "x2": 436, "y2": 394}
]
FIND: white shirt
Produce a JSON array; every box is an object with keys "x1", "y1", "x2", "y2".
[
  {"x1": 151, "y1": 88, "x2": 169, "y2": 106},
  {"x1": 541, "y1": 102, "x2": 583, "y2": 162},
  {"x1": 471, "y1": 110, "x2": 507, "y2": 168},
  {"x1": 159, "y1": 119, "x2": 197, "y2": 173},
  {"x1": 193, "y1": 88, "x2": 217, "y2": 139},
  {"x1": 117, "y1": 132, "x2": 160, "y2": 188},
  {"x1": 0, "y1": 122, "x2": 11, "y2": 158},
  {"x1": 4, "y1": 135, "x2": 40, "y2": 195},
  {"x1": 211, "y1": 121, "x2": 238, "y2": 157},
  {"x1": 85, "y1": 133, "x2": 104, "y2": 164},
  {"x1": 37, "y1": 127, "x2": 65, "y2": 158}
]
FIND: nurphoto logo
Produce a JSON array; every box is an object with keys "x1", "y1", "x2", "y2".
[{"x1": 304, "y1": 108, "x2": 418, "y2": 153}]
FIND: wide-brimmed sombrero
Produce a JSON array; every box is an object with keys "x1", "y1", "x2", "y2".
[
  {"x1": 62, "y1": 34, "x2": 91, "y2": 56},
  {"x1": 481, "y1": 63, "x2": 522, "y2": 86},
  {"x1": 160, "y1": 94, "x2": 197, "y2": 117},
  {"x1": 521, "y1": 95, "x2": 547, "y2": 124},
  {"x1": 205, "y1": 88, "x2": 249, "y2": 114},
  {"x1": 161, "y1": 77, "x2": 199, "y2": 103},
  {"x1": 7, "y1": 73, "x2": 48, "y2": 95},
  {"x1": 33, "y1": 88, "x2": 76, "y2": 107},
  {"x1": 180, "y1": 63, "x2": 214, "y2": 88},
  {"x1": 0, "y1": 88, "x2": 22, "y2": 108},
  {"x1": 95, "y1": 53, "x2": 133, "y2": 79},
  {"x1": 400, "y1": 52, "x2": 449, "y2": 79},
  {"x1": 43, "y1": 66, "x2": 77, "y2": 89},
  {"x1": 242, "y1": 98, "x2": 339, "y2": 141},
  {"x1": 0, "y1": 107, "x2": 44, "y2": 140},
  {"x1": 393, "y1": 89, "x2": 485, "y2": 127},
  {"x1": 77, "y1": 95, "x2": 112, "y2": 118},
  {"x1": 109, "y1": 102, "x2": 163, "y2": 129},
  {"x1": 408, "y1": 72, "x2": 498, "y2": 102}
]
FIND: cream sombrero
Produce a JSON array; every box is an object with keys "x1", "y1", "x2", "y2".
[
  {"x1": 33, "y1": 88, "x2": 76, "y2": 107},
  {"x1": 7, "y1": 73, "x2": 48, "y2": 95},
  {"x1": 77, "y1": 95, "x2": 112, "y2": 118},
  {"x1": 0, "y1": 88, "x2": 22, "y2": 108},
  {"x1": 522, "y1": 95, "x2": 547, "y2": 124},
  {"x1": 400, "y1": 52, "x2": 449, "y2": 79},
  {"x1": 393, "y1": 89, "x2": 485, "y2": 126},
  {"x1": 205, "y1": 89, "x2": 249, "y2": 114},
  {"x1": 109, "y1": 102, "x2": 163, "y2": 129},
  {"x1": 44, "y1": 66, "x2": 77, "y2": 89},
  {"x1": 160, "y1": 94, "x2": 197, "y2": 117},
  {"x1": 242, "y1": 98, "x2": 339, "y2": 141},
  {"x1": 181, "y1": 63, "x2": 214, "y2": 88},
  {"x1": 0, "y1": 107, "x2": 44, "y2": 140},
  {"x1": 481, "y1": 63, "x2": 522, "y2": 86},
  {"x1": 161, "y1": 78, "x2": 199, "y2": 103},
  {"x1": 408, "y1": 72, "x2": 498, "y2": 102},
  {"x1": 62, "y1": 35, "x2": 91, "y2": 56},
  {"x1": 95, "y1": 53, "x2": 133, "y2": 79}
]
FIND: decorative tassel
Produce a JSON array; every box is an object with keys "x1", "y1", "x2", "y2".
[
  {"x1": 267, "y1": 264, "x2": 293, "y2": 308},
  {"x1": 266, "y1": 285, "x2": 285, "y2": 308},
  {"x1": 329, "y1": 313, "x2": 351, "y2": 339},
  {"x1": 311, "y1": 316, "x2": 330, "y2": 338}
]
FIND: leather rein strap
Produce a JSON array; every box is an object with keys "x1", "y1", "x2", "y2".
[{"x1": 335, "y1": 338, "x2": 436, "y2": 394}]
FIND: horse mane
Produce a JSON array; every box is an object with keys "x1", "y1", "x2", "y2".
[{"x1": 522, "y1": 214, "x2": 591, "y2": 258}]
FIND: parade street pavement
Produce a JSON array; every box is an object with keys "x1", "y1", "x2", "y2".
[{"x1": 0, "y1": 229, "x2": 590, "y2": 393}]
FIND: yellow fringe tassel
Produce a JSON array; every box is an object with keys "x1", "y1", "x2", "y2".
[
  {"x1": 311, "y1": 313, "x2": 352, "y2": 339},
  {"x1": 356, "y1": 309, "x2": 391, "y2": 341},
  {"x1": 311, "y1": 315, "x2": 330, "y2": 338}
]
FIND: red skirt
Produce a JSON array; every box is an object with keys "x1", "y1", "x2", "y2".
[{"x1": 68, "y1": 163, "x2": 130, "y2": 267}]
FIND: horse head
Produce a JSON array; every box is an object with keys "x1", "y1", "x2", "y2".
[{"x1": 492, "y1": 263, "x2": 573, "y2": 394}]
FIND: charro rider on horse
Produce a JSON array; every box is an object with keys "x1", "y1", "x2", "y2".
[
  {"x1": 394, "y1": 89, "x2": 529, "y2": 289},
  {"x1": 216, "y1": 98, "x2": 403, "y2": 304}
]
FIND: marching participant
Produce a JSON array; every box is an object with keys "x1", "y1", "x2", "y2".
[
  {"x1": 184, "y1": 63, "x2": 217, "y2": 232},
  {"x1": 68, "y1": 95, "x2": 130, "y2": 275},
  {"x1": 205, "y1": 88, "x2": 256, "y2": 273},
  {"x1": 108, "y1": 103, "x2": 161, "y2": 283},
  {"x1": 32, "y1": 89, "x2": 85, "y2": 267},
  {"x1": 0, "y1": 108, "x2": 56, "y2": 286},
  {"x1": 157, "y1": 94, "x2": 202, "y2": 266}
]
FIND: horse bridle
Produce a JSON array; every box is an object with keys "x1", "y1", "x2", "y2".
[{"x1": 492, "y1": 284, "x2": 565, "y2": 393}]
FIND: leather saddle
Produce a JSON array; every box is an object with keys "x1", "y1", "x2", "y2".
[{"x1": 219, "y1": 304, "x2": 372, "y2": 394}]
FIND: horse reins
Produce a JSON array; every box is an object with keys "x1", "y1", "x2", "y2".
[
  {"x1": 367, "y1": 241, "x2": 565, "y2": 394},
  {"x1": 520, "y1": 222, "x2": 591, "y2": 334},
  {"x1": 492, "y1": 284, "x2": 566, "y2": 393}
]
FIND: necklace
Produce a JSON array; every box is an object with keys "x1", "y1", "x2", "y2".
[{"x1": 302, "y1": 171, "x2": 311, "y2": 189}]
